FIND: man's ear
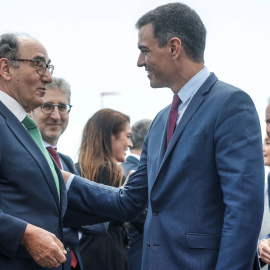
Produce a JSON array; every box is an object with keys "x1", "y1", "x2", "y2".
[
  {"x1": 169, "y1": 37, "x2": 181, "y2": 59},
  {"x1": 0, "y1": 58, "x2": 12, "y2": 80}
]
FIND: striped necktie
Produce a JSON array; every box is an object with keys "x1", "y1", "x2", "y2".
[{"x1": 22, "y1": 115, "x2": 60, "y2": 198}]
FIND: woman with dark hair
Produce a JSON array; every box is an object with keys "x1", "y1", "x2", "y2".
[{"x1": 77, "y1": 108, "x2": 133, "y2": 270}]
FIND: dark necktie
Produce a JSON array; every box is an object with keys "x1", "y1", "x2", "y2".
[
  {"x1": 167, "y1": 95, "x2": 181, "y2": 147},
  {"x1": 22, "y1": 115, "x2": 60, "y2": 197},
  {"x1": 46, "y1": 146, "x2": 78, "y2": 268},
  {"x1": 46, "y1": 147, "x2": 62, "y2": 169}
]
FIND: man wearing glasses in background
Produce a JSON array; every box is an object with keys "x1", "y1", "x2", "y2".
[
  {"x1": 30, "y1": 77, "x2": 82, "y2": 270},
  {"x1": 0, "y1": 33, "x2": 103, "y2": 270}
]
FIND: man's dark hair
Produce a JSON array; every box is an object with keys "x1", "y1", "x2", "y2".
[
  {"x1": 135, "y1": 2, "x2": 206, "y2": 63},
  {"x1": 131, "y1": 119, "x2": 152, "y2": 150}
]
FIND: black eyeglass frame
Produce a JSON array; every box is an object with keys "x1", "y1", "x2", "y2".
[
  {"x1": 41, "y1": 103, "x2": 72, "y2": 115},
  {"x1": 11, "y1": 58, "x2": 54, "y2": 76}
]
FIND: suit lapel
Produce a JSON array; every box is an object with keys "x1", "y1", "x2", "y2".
[
  {"x1": 156, "y1": 107, "x2": 170, "y2": 168},
  {"x1": 0, "y1": 102, "x2": 61, "y2": 210},
  {"x1": 157, "y1": 73, "x2": 218, "y2": 175}
]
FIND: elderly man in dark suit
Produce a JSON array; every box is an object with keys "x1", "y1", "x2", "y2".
[
  {"x1": 0, "y1": 33, "x2": 104, "y2": 270},
  {"x1": 0, "y1": 33, "x2": 67, "y2": 269}
]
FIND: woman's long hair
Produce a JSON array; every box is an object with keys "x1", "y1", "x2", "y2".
[{"x1": 78, "y1": 108, "x2": 130, "y2": 187}]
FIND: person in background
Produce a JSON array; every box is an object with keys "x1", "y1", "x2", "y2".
[
  {"x1": 76, "y1": 108, "x2": 133, "y2": 270},
  {"x1": 259, "y1": 134, "x2": 270, "y2": 244},
  {"x1": 63, "y1": 3, "x2": 264, "y2": 269},
  {"x1": 258, "y1": 100, "x2": 270, "y2": 269},
  {"x1": 121, "y1": 119, "x2": 152, "y2": 270},
  {"x1": 30, "y1": 77, "x2": 82, "y2": 270}
]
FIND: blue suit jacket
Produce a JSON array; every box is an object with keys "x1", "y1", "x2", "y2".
[
  {"x1": 122, "y1": 156, "x2": 144, "y2": 270},
  {"x1": 60, "y1": 153, "x2": 110, "y2": 270},
  {"x1": 67, "y1": 73, "x2": 264, "y2": 270},
  {"x1": 0, "y1": 101, "x2": 67, "y2": 270},
  {"x1": 59, "y1": 153, "x2": 83, "y2": 270}
]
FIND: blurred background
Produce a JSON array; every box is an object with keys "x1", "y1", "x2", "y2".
[{"x1": 1, "y1": 0, "x2": 269, "y2": 161}]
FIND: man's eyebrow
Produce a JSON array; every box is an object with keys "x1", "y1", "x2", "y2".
[
  {"x1": 33, "y1": 56, "x2": 51, "y2": 64},
  {"x1": 138, "y1": 45, "x2": 148, "y2": 50}
]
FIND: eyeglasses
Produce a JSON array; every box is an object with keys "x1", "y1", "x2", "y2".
[
  {"x1": 41, "y1": 103, "x2": 72, "y2": 115},
  {"x1": 11, "y1": 58, "x2": 54, "y2": 75}
]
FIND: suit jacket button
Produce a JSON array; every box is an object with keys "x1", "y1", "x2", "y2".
[
  {"x1": 147, "y1": 242, "x2": 151, "y2": 248},
  {"x1": 153, "y1": 209, "x2": 159, "y2": 216},
  {"x1": 66, "y1": 247, "x2": 70, "y2": 252}
]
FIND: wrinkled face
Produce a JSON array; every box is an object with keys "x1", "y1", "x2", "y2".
[
  {"x1": 31, "y1": 88, "x2": 69, "y2": 146},
  {"x1": 263, "y1": 136, "x2": 270, "y2": 167},
  {"x1": 111, "y1": 122, "x2": 133, "y2": 162},
  {"x1": 137, "y1": 23, "x2": 174, "y2": 89},
  {"x1": 266, "y1": 104, "x2": 270, "y2": 138},
  {"x1": 9, "y1": 37, "x2": 52, "y2": 112}
]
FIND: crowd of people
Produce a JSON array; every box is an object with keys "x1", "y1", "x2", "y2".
[{"x1": 0, "y1": 2, "x2": 269, "y2": 270}]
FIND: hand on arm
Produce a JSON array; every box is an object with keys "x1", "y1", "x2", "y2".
[
  {"x1": 20, "y1": 223, "x2": 67, "y2": 268},
  {"x1": 61, "y1": 170, "x2": 72, "y2": 184},
  {"x1": 258, "y1": 239, "x2": 270, "y2": 264}
]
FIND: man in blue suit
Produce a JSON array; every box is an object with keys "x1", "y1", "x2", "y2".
[
  {"x1": 64, "y1": 3, "x2": 264, "y2": 269},
  {"x1": 122, "y1": 119, "x2": 152, "y2": 270}
]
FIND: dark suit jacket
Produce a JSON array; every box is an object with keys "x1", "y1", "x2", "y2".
[
  {"x1": 59, "y1": 153, "x2": 83, "y2": 270},
  {"x1": 122, "y1": 156, "x2": 144, "y2": 270},
  {"x1": 67, "y1": 73, "x2": 264, "y2": 270},
  {"x1": 0, "y1": 101, "x2": 67, "y2": 270}
]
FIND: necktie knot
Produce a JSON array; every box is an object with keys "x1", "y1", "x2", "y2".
[
  {"x1": 46, "y1": 147, "x2": 62, "y2": 169},
  {"x1": 171, "y1": 94, "x2": 181, "y2": 109},
  {"x1": 22, "y1": 114, "x2": 37, "y2": 129}
]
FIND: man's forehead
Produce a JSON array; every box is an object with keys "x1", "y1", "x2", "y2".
[{"x1": 18, "y1": 36, "x2": 49, "y2": 59}]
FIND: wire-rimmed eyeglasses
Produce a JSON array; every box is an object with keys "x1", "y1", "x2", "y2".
[
  {"x1": 11, "y1": 58, "x2": 54, "y2": 75},
  {"x1": 41, "y1": 103, "x2": 72, "y2": 115}
]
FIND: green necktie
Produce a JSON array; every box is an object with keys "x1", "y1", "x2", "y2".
[{"x1": 22, "y1": 115, "x2": 60, "y2": 198}]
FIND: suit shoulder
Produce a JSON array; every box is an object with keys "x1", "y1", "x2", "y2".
[{"x1": 58, "y1": 152, "x2": 75, "y2": 167}]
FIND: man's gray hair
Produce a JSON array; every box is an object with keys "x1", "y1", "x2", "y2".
[
  {"x1": 0, "y1": 33, "x2": 32, "y2": 68},
  {"x1": 46, "y1": 77, "x2": 71, "y2": 103},
  {"x1": 131, "y1": 119, "x2": 152, "y2": 150}
]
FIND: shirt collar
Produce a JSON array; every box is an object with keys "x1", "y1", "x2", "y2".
[
  {"x1": 0, "y1": 90, "x2": 27, "y2": 122},
  {"x1": 43, "y1": 140, "x2": 58, "y2": 149},
  {"x1": 177, "y1": 67, "x2": 210, "y2": 104}
]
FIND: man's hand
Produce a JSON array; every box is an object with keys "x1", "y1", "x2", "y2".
[
  {"x1": 259, "y1": 239, "x2": 270, "y2": 264},
  {"x1": 20, "y1": 223, "x2": 67, "y2": 268},
  {"x1": 61, "y1": 170, "x2": 72, "y2": 183}
]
